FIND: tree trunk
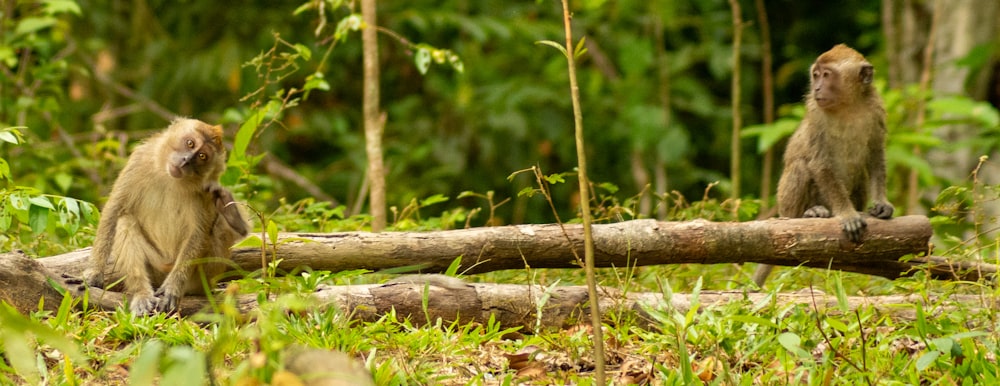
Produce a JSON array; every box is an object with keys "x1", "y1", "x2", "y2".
[{"x1": 361, "y1": 0, "x2": 386, "y2": 231}]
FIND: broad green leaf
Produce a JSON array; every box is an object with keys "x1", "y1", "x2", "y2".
[
  {"x1": 825, "y1": 318, "x2": 849, "y2": 333},
  {"x1": 232, "y1": 100, "x2": 277, "y2": 164},
  {"x1": 9, "y1": 191, "x2": 29, "y2": 210},
  {"x1": 742, "y1": 118, "x2": 799, "y2": 154},
  {"x1": 54, "y1": 172, "x2": 73, "y2": 193},
  {"x1": 0, "y1": 130, "x2": 18, "y2": 144},
  {"x1": 29, "y1": 195, "x2": 55, "y2": 210},
  {"x1": 15, "y1": 17, "x2": 57, "y2": 36},
  {"x1": 0, "y1": 158, "x2": 10, "y2": 182},
  {"x1": 43, "y1": 0, "x2": 82, "y2": 15},
  {"x1": 79, "y1": 201, "x2": 99, "y2": 224},
  {"x1": 235, "y1": 234, "x2": 263, "y2": 248},
  {"x1": 293, "y1": 44, "x2": 312, "y2": 60},
  {"x1": 29, "y1": 204, "x2": 49, "y2": 235},
  {"x1": 545, "y1": 173, "x2": 567, "y2": 184},
  {"x1": 304, "y1": 72, "x2": 330, "y2": 92},
  {"x1": 267, "y1": 220, "x2": 279, "y2": 244},
  {"x1": 777, "y1": 332, "x2": 810, "y2": 359},
  {"x1": 915, "y1": 350, "x2": 940, "y2": 371},
  {"x1": 334, "y1": 14, "x2": 362, "y2": 41},
  {"x1": 0, "y1": 207, "x2": 12, "y2": 231},
  {"x1": 516, "y1": 187, "x2": 536, "y2": 198},
  {"x1": 0, "y1": 46, "x2": 15, "y2": 68}
]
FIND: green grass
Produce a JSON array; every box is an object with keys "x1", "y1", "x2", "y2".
[
  {"x1": 3, "y1": 192, "x2": 1000, "y2": 384},
  {"x1": 2, "y1": 260, "x2": 999, "y2": 385}
]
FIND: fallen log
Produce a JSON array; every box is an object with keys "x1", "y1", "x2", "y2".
[
  {"x1": 3, "y1": 251, "x2": 994, "y2": 329},
  {"x1": 9, "y1": 215, "x2": 997, "y2": 317},
  {"x1": 42, "y1": 216, "x2": 963, "y2": 281}
]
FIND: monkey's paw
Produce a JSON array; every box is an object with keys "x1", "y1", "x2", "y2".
[
  {"x1": 869, "y1": 202, "x2": 894, "y2": 219},
  {"x1": 841, "y1": 215, "x2": 867, "y2": 243},
  {"x1": 80, "y1": 269, "x2": 104, "y2": 288},
  {"x1": 129, "y1": 295, "x2": 160, "y2": 315},
  {"x1": 153, "y1": 288, "x2": 182, "y2": 313},
  {"x1": 803, "y1": 205, "x2": 832, "y2": 218}
]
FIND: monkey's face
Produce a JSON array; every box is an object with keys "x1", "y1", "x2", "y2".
[
  {"x1": 166, "y1": 132, "x2": 224, "y2": 181},
  {"x1": 810, "y1": 46, "x2": 875, "y2": 111},
  {"x1": 810, "y1": 63, "x2": 845, "y2": 110}
]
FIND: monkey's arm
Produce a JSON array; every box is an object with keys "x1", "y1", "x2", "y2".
[
  {"x1": 867, "y1": 121, "x2": 894, "y2": 219},
  {"x1": 208, "y1": 184, "x2": 249, "y2": 237}
]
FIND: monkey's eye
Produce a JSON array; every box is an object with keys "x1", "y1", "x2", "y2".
[
  {"x1": 198, "y1": 153, "x2": 208, "y2": 161},
  {"x1": 186, "y1": 139, "x2": 195, "y2": 149}
]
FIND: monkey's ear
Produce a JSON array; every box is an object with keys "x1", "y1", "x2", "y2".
[
  {"x1": 210, "y1": 125, "x2": 223, "y2": 147},
  {"x1": 860, "y1": 64, "x2": 874, "y2": 84}
]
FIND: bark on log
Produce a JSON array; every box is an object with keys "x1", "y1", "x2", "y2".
[
  {"x1": 41, "y1": 216, "x2": 969, "y2": 281},
  {"x1": 3, "y1": 250, "x2": 992, "y2": 329}
]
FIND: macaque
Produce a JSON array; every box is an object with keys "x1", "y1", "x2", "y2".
[
  {"x1": 83, "y1": 118, "x2": 249, "y2": 314},
  {"x1": 752, "y1": 44, "x2": 894, "y2": 286}
]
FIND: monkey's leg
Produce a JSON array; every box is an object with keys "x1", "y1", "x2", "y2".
[
  {"x1": 111, "y1": 216, "x2": 162, "y2": 315},
  {"x1": 155, "y1": 227, "x2": 211, "y2": 312}
]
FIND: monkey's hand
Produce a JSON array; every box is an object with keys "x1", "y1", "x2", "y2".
[
  {"x1": 208, "y1": 184, "x2": 249, "y2": 237},
  {"x1": 129, "y1": 294, "x2": 160, "y2": 315},
  {"x1": 80, "y1": 268, "x2": 104, "y2": 288},
  {"x1": 840, "y1": 213, "x2": 867, "y2": 243},
  {"x1": 153, "y1": 286, "x2": 182, "y2": 313},
  {"x1": 868, "y1": 201, "x2": 894, "y2": 219}
]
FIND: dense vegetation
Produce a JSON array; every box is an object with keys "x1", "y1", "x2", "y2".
[{"x1": 2, "y1": 0, "x2": 1000, "y2": 384}]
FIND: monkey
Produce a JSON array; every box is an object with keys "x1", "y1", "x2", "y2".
[
  {"x1": 82, "y1": 118, "x2": 249, "y2": 314},
  {"x1": 752, "y1": 44, "x2": 894, "y2": 286}
]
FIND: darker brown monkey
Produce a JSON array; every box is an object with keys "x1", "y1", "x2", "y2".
[
  {"x1": 753, "y1": 44, "x2": 894, "y2": 286},
  {"x1": 83, "y1": 118, "x2": 249, "y2": 314}
]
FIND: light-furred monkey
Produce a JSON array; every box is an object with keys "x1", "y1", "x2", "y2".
[
  {"x1": 83, "y1": 118, "x2": 249, "y2": 314},
  {"x1": 752, "y1": 44, "x2": 894, "y2": 286}
]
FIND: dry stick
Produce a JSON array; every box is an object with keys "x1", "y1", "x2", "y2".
[
  {"x1": 261, "y1": 154, "x2": 340, "y2": 206},
  {"x1": 750, "y1": 0, "x2": 777, "y2": 285},
  {"x1": 361, "y1": 0, "x2": 387, "y2": 232},
  {"x1": 652, "y1": 6, "x2": 671, "y2": 221},
  {"x1": 905, "y1": 0, "x2": 940, "y2": 213},
  {"x1": 728, "y1": 0, "x2": 744, "y2": 199},
  {"x1": 558, "y1": 1, "x2": 606, "y2": 382}
]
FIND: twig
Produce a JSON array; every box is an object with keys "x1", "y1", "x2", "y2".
[
  {"x1": 728, "y1": 0, "x2": 744, "y2": 199},
  {"x1": 558, "y1": 1, "x2": 606, "y2": 382},
  {"x1": 261, "y1": 154, "x2": 340, "y2": 206}
]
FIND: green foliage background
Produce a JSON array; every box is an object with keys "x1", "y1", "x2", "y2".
[
  {"x1": 0, "y1": 0, "x2": 997, "y2": 250},
  {"x1": 2, "y1": 0, "x2": 910, "y2": 235},
  {"x1": 3, "y1": 1, "x2": 1000, "y2": 384}
]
